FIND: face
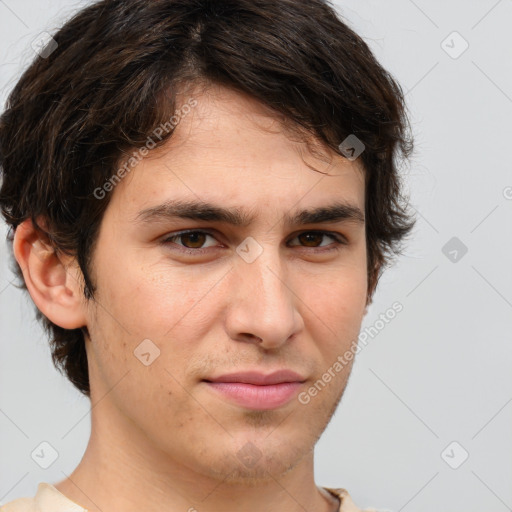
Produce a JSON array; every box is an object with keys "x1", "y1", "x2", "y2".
[{"x1": 82, "y1": 83, "x2": 368, "y2": 484}]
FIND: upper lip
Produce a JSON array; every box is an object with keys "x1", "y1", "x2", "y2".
[{"x1": 204, "y1": 370, "x2": 306, "y2": 385}]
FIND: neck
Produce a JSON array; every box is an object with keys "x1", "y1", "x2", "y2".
[{"x1": 54, "y1": 407, "x2": 339, "y2": 512}]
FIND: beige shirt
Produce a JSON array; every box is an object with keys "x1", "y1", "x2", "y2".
[{"x1": 0, "y1": 483, "x2": 380, "y2": 512}]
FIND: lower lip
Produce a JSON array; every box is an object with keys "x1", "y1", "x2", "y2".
[{"x1": 205, "y1": 381, "x2": 303, "y2": 410}]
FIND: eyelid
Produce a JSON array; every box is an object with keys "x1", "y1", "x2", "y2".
[
  {"x1": 161, "y1": 229, "x2": 220, "y2": 249},
  {"x1": 287, "y1": 230, "x2": 347, "y2": 247},
  {"x1": 161, "y1": 228, "x2": 347, "y2": 253}
]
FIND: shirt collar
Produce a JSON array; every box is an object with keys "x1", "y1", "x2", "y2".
[{"x1": 33, "y1": 482, "x2": 368, "y2": 512}]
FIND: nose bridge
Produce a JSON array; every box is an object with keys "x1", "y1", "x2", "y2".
[
  {"x1": 246, "y1": 246, "x2": 288, "y2": 308},
  {"x1": 228, "y1": 239, "x2": 302, "y2": 347}
]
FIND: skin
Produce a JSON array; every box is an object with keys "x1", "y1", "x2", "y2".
[{"x1": 14, "y1": 83, "x2": 371, "y2": 512}]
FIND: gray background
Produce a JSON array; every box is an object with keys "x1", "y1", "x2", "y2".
[{"x1": 1, "y1": 1, "x2": 511, "y2": 511}]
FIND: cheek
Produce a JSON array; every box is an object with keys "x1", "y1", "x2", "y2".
[
  {"x1": 86, "y1": 293, "x2": 200, "y2": 429},
  {"x1": 293, "y1": 276, "x2": 367, "y2": 375},
  {"x1": 92, "y1": 257, "x2": 187, "y2": 338},
  {"x1": 87, "y1": 259, "x2": 222, "y2": 389},
  {"x1": 297, "y1": 266, "x2": 367, "y2": 331}
]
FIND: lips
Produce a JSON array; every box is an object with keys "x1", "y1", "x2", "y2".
[
  {"x1": 203, "y1": 370, "x2": 307, "y2": 410},
  {"x1": 203, "y1": 369, "x2": 306, "y2": 386}
]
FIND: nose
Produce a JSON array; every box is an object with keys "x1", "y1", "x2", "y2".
[{"x1": 224, "y1": 244, "x2": 304, "y2": 350}]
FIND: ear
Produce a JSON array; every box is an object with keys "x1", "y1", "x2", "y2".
[
  {"x1": 13, "y1": 218, "x2": 87, "y2": 329},
  {"x1": 365, "y1": 261, "x2": 381, "y2": 312}
]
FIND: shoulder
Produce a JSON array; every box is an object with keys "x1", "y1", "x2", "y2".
[
  {"x1": 0, "y1": 483, "x2": 87, "y2": 512},
  {"x1": 322, "y1": 487, "x2": 384, "y2": 512},
  {"x1": 0, "y1": 497, "x2": 34, "y2": 512}
]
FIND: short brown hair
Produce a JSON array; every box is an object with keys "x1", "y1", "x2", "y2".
[{"x1": 0, "y1": 0, "x2": 416, "y2": 397}]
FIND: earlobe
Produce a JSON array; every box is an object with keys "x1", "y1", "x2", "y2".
[{"x1": 12, "y1": 219, "x2": 87, "y2": 330}]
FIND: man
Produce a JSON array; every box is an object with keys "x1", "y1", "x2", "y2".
[{"x1": 0, "y1": 0, "x2": 415, "y2": 511}]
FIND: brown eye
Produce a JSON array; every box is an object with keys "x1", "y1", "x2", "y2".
[
  {"x1": 162, "y1": 230, "x2": 218, "y2": 252},
  {"x1": 178, "y1": 232, "x2": 208, "y2": 248},
  {"x1": 162, "y1": 229, "x2": 346, "y2": 256},
  {"x1": 297, "y1": 232, "x2": 324, "y2": 247},
  {"x1": 289, "y1": 231, "x2": 346, "y2": 250}
]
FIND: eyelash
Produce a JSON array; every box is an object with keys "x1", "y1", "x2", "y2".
[{"x1": 161, "y1": 229, "x2": 347, "y2": 256}]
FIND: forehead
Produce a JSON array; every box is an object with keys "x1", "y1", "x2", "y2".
[{"x1": 109, "y1": 84, "x2": 366, "y2": 222}]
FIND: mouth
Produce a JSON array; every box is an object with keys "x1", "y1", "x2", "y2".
[
  {"x1": 202, "y1": 369, "x2": 307, "y2": 410},
  {"x1": 203, "y1": 380, "x2": 304, "y2": 410}
]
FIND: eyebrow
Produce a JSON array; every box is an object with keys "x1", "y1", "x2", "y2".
[{"x1": 134, "y1": 199, "x2": 365, "y2": 228}]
